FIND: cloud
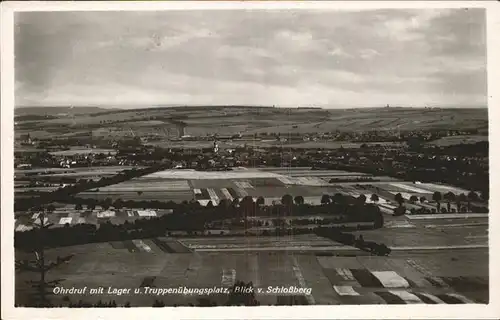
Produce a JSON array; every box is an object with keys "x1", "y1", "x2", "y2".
[
  {"x1": 329, "y1": 46, "x2": 351, "y2": 58},
  {"x1": 14, "y1": 9, "x2": 487, "y2": 108},
  {"x1": 378, "y1": 9, "x2": 453, "y2": 41},
  {"x1": 359, "y1": 49, "x2": 380, "y2": 60}
]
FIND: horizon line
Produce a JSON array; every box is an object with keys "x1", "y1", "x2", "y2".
[{"x1": 14, "y1": 104, "x2": 488, "y2": 110}]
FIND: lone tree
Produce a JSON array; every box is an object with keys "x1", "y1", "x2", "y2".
[
  {"x1": 409, "y1": 195, "x2": 419, "y2": 203},
  {"x1": 432, "y1": 192, "x2": 442, "y2": 211},
  {"x1": 467, "y1": 191, "x2": 479, "y2": 212},
  {"x1": 457, "y1": 193, "x2": 467, "y2": 212},
  {"x1": 241, "y1": 196, "x2": 255, "y2": 220},
  {"x1": 15, "y1": 208, "x2": 74, "y2": 307},
  {"x1": 281, "y1": 194, "x2": 294, "y2": 207},
  {"x1": 373, "y1": 206, "x2": 384, "y2": 229},
  {"x1": 370, "y1": 194, "x2": 379, "y2": 203},
  {"x1": 218, "y1": 198, "x2": 232, "y2": 209},
  {"x1": 256, "y1": 196, "x2": 265, "y2": 207},
  {"x1": 321, "y1": 194, "x2": 331, "y2": 205},
  {"x1": 102, "y1": 198, "x2": 113, "y2": 211},
  {"x1": 357, "y1": 194, "x2": 367, "y2": 205},
  {"x1": 231, "y1": 198, "x2": 240, "y2": 208},
  {"x1": 87, "y1": 202, "x2": 96, "y2": 211},
  {"x1": 113, "y1": 199, "x2": 124, "y2": 210},
  {"x1": 444, "y1": 192, "x2": 456, "y2": 212},
  {"x1": 419, "y1": 196, "x2": 427, "y2": 204},
  {"x1": 480, "y1": 188, "x2": 489, "y2": 202},
  {"x1": 294, "y1": 195, "x2": 305, "y2": 206},
  {"x1": 332, "y1": 193, "x2": 345, "y2": 205},
  {"x1": 394, "y1": 193, "x2": 404, "y2": 207}
]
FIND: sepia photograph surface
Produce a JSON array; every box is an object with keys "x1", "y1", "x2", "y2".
[{"x1": 2, "y1": 1, "x2": 499, "y2": 319}]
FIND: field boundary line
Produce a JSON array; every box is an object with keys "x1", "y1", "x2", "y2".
[
  {"x1": 291, "y1": 255, "x2": 316, "y2": 305},
  {"x1": 390, "y1": 244, "x2": 488, "y2": 251},
  {"x1": 406, "y1": 213, "x2": 488, "y2": 220},
  {"x1": 175, "y1": 239, "x2": 192, "y2": 252}
]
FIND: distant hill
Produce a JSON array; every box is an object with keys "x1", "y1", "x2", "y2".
[
  {"x1": 14, "y1": 106, "x2": 116, "y2": 116},
  {"x1": 13, "y1": 106, "x2": 488, "y2": 141}
]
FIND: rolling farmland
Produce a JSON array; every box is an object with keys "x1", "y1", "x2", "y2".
[
  {"x1": 13, "y1": 164, "x2": 489, "y2": 307},
  {"x1": 15, "y1": 166, "x2": 485, "y2": 233},
  {"x1": 14, "y1": 165, "x2": 488, "y2": 307},
  {"x1": 14, "y1": 106, "x2": 488, "y2": 142}
]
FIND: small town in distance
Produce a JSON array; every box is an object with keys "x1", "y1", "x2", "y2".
[{"x1": 13, "y1": 105, "x2": 489, "y2": 307}]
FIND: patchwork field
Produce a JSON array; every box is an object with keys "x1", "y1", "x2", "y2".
[
  {"x1": 64, "y1": 166, "x2": 481, "y2": 213},
  {"x1": 74, "y1": 168, "x2": 371, "y2": 204},
  {"x1": 15, "y1": 164, "x2": 485, "y2": 243},
  {"x1": 15, "y1": 243, "x2": 488, "y2": 306}
]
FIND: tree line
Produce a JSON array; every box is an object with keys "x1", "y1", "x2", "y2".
[
  {"x1": 392, "y1": 190, "x2": 487, "y2": 216},
  {"x1": 15, "y1": 196, "x2": 384, "y2": 251}
]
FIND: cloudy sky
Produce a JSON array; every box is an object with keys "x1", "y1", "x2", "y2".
[{"x1": 15, "y1": 9, "x2": 486, "y2": 108}]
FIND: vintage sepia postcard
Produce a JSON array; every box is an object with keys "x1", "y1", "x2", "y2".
[{"x1": 1, "y1": 1, "x2": 499, "y2": 319}]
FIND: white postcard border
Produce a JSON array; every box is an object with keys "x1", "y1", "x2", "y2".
[{"x1": 1, "y1": 1, "x2": 499, "y2": 319}]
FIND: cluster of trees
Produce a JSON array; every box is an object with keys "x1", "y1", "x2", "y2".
[
  {"x1": 320, "y1": 193, "x2": 367, "y2": 205},
  {"x1": 63, "y1": 192, "x2": 381, "y2": 223},
  {"x1": 315, "y1": 227, "x2": 390, "y2": 256},
  {"x1": 428, "y1": 190, "x2": 486, "y2": 212},
  {"x1": 392, "y1": 190, "x2": 488, "y2": 216}
]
